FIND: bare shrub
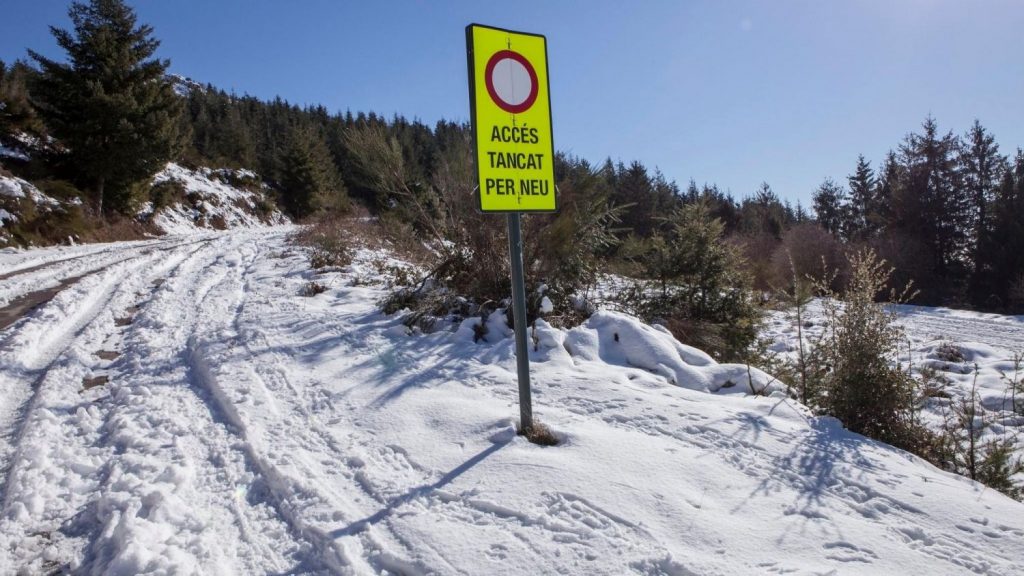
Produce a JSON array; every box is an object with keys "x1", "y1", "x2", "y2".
[
  {"x1": 345, "y1": 124, "x2": 618, "y2": 329},
  {"x1": 770, "y1": 222, "x2": 848, "y2": 292},
  {"x1": 82, "y1": 217, "x2": 163, "y2": 243},
  {"x1": 294, "y1": 217, "x2": 353, "y2": 270},
  {"x1": 934, "y1": 341, "x2": 967, "y2": 363},
  {"x1": 300, "y1": 280, "x2": 328, "y2": 297},
  {"x1": 733, "y1": 231, "x2": 780, "y2": 292}
]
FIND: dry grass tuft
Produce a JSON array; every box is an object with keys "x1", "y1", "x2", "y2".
[
  {"x1": 519, "y1": 421, "x2": 560, "y2": 446},
  {"x1": 300, "y1": 280, "x2": 328, "y2": 297}
]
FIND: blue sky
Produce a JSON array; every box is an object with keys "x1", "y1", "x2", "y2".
[{"x1": 3, "y1": 1, "x2": 1023, "y2": 206}]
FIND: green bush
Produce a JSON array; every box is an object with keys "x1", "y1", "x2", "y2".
[
  {"x1": 149, "y1": 179, "x2": 187, "y2": 212},
  {"x1": 811, "y1": 250, "x2": 931, "y2": 453},
  {"x1": 615, "y1": 201, "x2": 761, "y2": 361}
]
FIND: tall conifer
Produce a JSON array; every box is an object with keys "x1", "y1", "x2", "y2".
[
  {"x1": 812, "y1": 178, "x2": 847, "y2": 238},
  {"x1": 29, "y1": 0, "x2": 182, "y2": 215},
  {"x1": 847, "y1": 155, "x2": 876, "y2": 241},
  {"x1": 961, "y1": 121, "x2": 1004, "y2": 305}
]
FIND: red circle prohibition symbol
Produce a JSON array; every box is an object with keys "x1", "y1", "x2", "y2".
[{"x1": 484, "y1": 50, "x2": 539, "y2": 114}]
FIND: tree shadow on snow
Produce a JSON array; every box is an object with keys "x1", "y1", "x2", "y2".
[{"x1": 729, "y1": 417, "x2": 919, "y2": 545}]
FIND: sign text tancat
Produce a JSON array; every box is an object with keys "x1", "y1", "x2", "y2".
[{"x1": 466, "y1": 24, "x2": 557, "y2": 212}]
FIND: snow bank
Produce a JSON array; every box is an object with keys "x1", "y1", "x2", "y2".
[
  {"x1": 149, "y1": 163, "x2": 288, "y2": 234},
  {"x1": 564, "y1": 310, "x2": 783, "y2": 394}
]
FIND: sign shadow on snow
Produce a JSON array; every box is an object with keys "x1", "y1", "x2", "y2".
[{"x1": 329, "y1": 438, "x2": 510, "y2": 539}]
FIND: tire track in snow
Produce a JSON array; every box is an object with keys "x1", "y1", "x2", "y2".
[
  {"x1": 895, "y1": 310, "x2": 1024, "y2": 352},
  {"x1": 187, "y1": 240, "x2": 683, "y2": 575},
  {"x1": 0, "y1": 239, "x2": 215, "y2": 572},
  {"x1": 178, "y1": 239, "x2": 440, "y2": 574},
  {"x1": 70, "y1": 229, "x2": 314, "y2": 575},
  {"x1": 184, "y1": 234, "x2": 371, "y2": 574},
  {"x1": 0, "y1": 241, "x2": 198, "y2": 491},
  {"x1": 0, "y1": 235, "x2": 212, "y2": 309},
  {"x1": 0, "y1": 238, "x2": 168, "y2": 281}
]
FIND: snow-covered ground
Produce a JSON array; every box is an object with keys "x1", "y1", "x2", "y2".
[
  {"x1": 763, "y1": 300, "x2": 1024, "y2": 488},
  {"x1": 148, "y1": 163, "x2": 288, "y2": 235},
  {"x1": 1, "y1": 228, "x2": 1022, "y2": 575}
]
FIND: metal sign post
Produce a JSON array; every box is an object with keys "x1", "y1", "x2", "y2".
[
  {"x1": 466, "y1": 23, "x2": 557, "y2": 431},
  {"x1": 506, "y1": 212, "x2": 533, "y2": 429}
]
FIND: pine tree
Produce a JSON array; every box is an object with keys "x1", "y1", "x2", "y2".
[
  {"x1": 738, "y1": 182, "x2": 787, "y2": 239},
  {"x1": 612, "y1": 161, "x2": 657, "y2": 237},
  {"x1": 0, "y1": 60, "x2": 43, "y2": 137},
  {"x1": 812, "y1": 178, "x2": 847, "y2": 237},
  {"x1": 872, "y1": 151, "x2": 900, "y2": 232},
  {"x1": 28, "y1": 0, "x2": 182, "y2": 215},
  {"x1": 961, "y1": 121, "x2": 1004, "y2": 306},
  {"x1": 846, "y1": 155, "x2": 876, "y2": 241},
  {"x1": 893, "y1": 117, "x2": 969, "y2": 300},
  {"x1": 989, "y1": 150, "x2": 1024, "y2": 311},
  {"x1": 279, "y1": 125, "x2": 346, "y2": 218}
]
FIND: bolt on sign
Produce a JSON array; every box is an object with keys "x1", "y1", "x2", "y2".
[{"x1": 466, "y1": 24, "x2": 557, "y2": 213}]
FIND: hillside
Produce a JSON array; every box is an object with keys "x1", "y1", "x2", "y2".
[
  {"x1": 0, "y1": 160, "x2": 287, "y2": 248},
  {"x1": 1, "y1": 228, "x2": 1021, "y2": 574}
]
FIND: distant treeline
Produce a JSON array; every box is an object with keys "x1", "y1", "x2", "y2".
[{"x1": 1, "y1": 3, "x2": 1022, "y2": 313}]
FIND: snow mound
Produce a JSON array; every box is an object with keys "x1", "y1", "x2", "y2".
[
  {"x1": 149, "y1": 163, "x2": 288, "y2": 234},
  {"x1": 565, "y1": 310, "x2": 783, "y2": 394}
]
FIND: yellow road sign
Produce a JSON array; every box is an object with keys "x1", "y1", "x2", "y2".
[{"x1": 466, "y1": 24, "x2": 557, "y2": 213}]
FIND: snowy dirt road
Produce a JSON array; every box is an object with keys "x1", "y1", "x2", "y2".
[{"x1": 1, "y1": 228, "x2": 1023, "y2": 575}]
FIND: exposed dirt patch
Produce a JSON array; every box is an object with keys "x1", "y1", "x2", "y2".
[
  {"x1": 0, "y1": 274, "x2": 85, "y2": 331},
  {"x1": 82, "y1": 375, "x2": 109, "y2": 391}
]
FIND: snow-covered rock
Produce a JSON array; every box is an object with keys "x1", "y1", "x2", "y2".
[{"x1": 149, "y1": 163, "x2": 288, "y2": 234}]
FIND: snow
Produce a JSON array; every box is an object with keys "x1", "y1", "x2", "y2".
[
  {"x1": 539, "y1": 295, "x2": 553, "y2": 314},
  {"x1": 0, "y1": 144, "x2": 29, "y2": 162},
  {"x1": 0, "y1": 175, "x2": 58, "y2": 206},
  {"x1": 0, "y1": 228, "x2": 1022, "y2": 574},
  {"x1": 564, "y1": 310, "x2": 782, "y2": 394},
  {"x1": 149, "y1": 163, "x2": 288, "y2": 235},
  {"x1": 762, "y1": 299, "x2": 1024, "y2": 487}
]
